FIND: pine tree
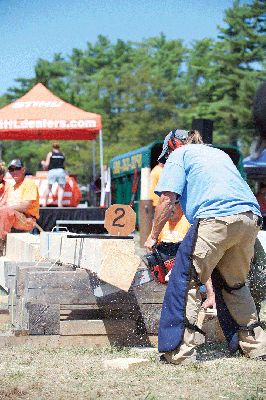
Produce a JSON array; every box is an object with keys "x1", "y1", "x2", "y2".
[{"x1": 210, "y1": 0, "x2": 266, "y2": 144}]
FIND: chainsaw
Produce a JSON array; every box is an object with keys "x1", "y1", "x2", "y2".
[{"x1": 142, "y1": 242, "x2": 180, "y2": 284}]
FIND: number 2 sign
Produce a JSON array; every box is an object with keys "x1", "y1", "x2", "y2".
[{"x1": 104, "y1": 204, "x2": 136, "y2": 236}]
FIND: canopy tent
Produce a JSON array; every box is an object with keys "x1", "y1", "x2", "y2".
[{"x1": 0, "y1": 83, "x2": 105, "y2": 205}]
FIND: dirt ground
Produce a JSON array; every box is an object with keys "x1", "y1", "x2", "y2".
[
  {"x1": 0, "y1": 234, "x2": 265, "y2": 400},
  {"x1": 0, "y1": 341, "x2": 265, "y2": 400},
  {"x1": 0, "y1": 304, "x2": 265, "y2": 400}
]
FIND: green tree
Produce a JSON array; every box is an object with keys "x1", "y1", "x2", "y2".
[
  {"x1": 210, "y1": 0, "x2": 266, "y2": 144},
  {"x1": 0, "y1": 0, "x2": 264, "y2": 181}
]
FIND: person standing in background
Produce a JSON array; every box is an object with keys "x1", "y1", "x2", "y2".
[
  {"x1": 41, "y1": 143, "x2": 66, "y2": 207},
  {"x1": 150, "y1": 162, "x2": 164, "y2": 209}
]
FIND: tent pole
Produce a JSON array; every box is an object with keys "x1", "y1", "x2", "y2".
[
  {"x1": 92, "y1": 141, "x2": 96, "y2": 182},
  {"x1": 99, "y1": 129, "x2": 105, "y2": 207},
  {"x1": 92, "y1": 140, "x2": 96, "y2": 206}
]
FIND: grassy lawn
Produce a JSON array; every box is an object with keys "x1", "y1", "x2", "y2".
[
  {"x1": 0, "y1": 262, "x2": 265, "y2": 399},
  {"x1": 0, "y1": 303, "x2": 265, "y2": 400},
  {"x1": 0, "y1": 342, "x2": 265, "y2": 400}
]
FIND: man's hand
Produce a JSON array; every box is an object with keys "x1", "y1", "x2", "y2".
[
  {"x1": 8, "y1": 200, "x2": 32, "y2": 214},
  {"x1": 144, "y1": 234, "x2": 157, "y2": 252},
  {"x1": 202, "y1": 295, "x2": 216, "y2": 310},
  {"x1": 144, "y1": 191, "x2": 177, "y2": 251},
  {"x1": 202, "y1": 278, "x2": 216, "y2": 309}
]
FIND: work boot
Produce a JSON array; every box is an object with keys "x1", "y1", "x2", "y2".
[{"x1": 159, "y1": 352, "x2": 197, "y2": 365}]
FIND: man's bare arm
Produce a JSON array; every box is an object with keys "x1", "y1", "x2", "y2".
[
  {"x1": 5, "y1": 200, "x2": 32, "y2": 214},
  {"x1": 202, "y1": 278, "x2": 216, "y2": 309},
  {"x1": 144, "y1": 191, "x2": 177, "y2": 250},
  {"x1": 151, "y1": 192, "x2": 177, "y2": 239}
]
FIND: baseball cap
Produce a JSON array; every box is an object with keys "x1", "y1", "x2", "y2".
[
  {"x1": 158, "y1": 129, "x2": 189, "y2": 163},
  {"x1": 8, "y1": 159, "x2": 24, "y2": 169}
]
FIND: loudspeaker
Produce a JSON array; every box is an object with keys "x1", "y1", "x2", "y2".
[{"x1": 192, "y1": 119, "x2": 213, "y2": 144}]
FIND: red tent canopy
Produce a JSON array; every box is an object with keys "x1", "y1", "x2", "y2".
[{"x1": 0, "y1": 83, "x2": 102, "y2": 140}]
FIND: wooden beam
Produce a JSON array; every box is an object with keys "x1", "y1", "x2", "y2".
[
  {"x1": 28, "y1": 304, "x2": 60, "y2": 335},
  {"x1": 0, "y1": 333, "x2": 158, "y2": 348},
  {"x1": 60, "y1": 319, "x2": 136, "y2": 336}
]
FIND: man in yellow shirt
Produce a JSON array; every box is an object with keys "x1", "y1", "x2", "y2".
[
  {"x1": 0, "y1": 159, "x2": 39, "y2": 254},
  {"x1": 158, "y1": 202, "x2": 191, "y2": 243},
  {"x1": 150, "y1": 162, "x2": 164, "y2": 208}
]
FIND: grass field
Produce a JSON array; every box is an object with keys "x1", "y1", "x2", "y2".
[
  {"x1": 0, "y1": 341, "x2": 265, "y2": 400},
  {"x1": 0, "y1": 238, "x2": 265, "y2": 400},
  {"x1": 0, "y1": 305, "x2": 265, "y2": 400}
]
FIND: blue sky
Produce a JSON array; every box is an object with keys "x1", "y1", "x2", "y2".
[{"x1": 0, "y1": 0, "x2": 246, "y2": 95}]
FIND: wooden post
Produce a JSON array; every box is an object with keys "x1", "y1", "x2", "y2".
[
  {"x1": 139, "y1": 167, "x2": 153, "y2": 248},
  {"x1": 138, "y1": 200, "x2": 153, "y2": 247}
]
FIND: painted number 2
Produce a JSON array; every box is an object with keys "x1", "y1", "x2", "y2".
[{"x1": 112, "y1": 207, "x2": 125, "y2": 227}]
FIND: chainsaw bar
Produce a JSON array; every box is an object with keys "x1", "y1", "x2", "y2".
[{"x1": 93, "y1": 269, "x2": 154, "y2": 298}]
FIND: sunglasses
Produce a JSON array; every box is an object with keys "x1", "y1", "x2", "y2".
[{"x1": 8, "y1": 166, "x2": 22, "y2": 172}]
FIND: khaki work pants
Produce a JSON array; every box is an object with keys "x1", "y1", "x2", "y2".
[{"x1": 165, "y1": 212, "x2": 266, "y2": 363}]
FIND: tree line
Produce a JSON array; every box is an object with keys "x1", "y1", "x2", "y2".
[{"x1": 0, "y1": 0, "x2": 265, "y2": 182}]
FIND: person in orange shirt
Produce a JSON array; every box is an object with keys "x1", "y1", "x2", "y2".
[
  {"x1": 0, "y1": 159, "x2": 39, "y2": 255},
  {"x1": 150, "y1": 162, "x2": 164, "y2": 208},
  {"x1": 158, "y1": 202, "x2": 191, "y2": 243},
  {"x1": 0, "y1": 162, "x2": 10, "y2": 207}
]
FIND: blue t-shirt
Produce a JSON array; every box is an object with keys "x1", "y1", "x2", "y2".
[{"x1": 155, "y1": 144, "x2": 261, "y2": 224}]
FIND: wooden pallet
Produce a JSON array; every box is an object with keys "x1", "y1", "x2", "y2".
[
  {"x1": 3, "y1": 261, "x2": 224, "y2": 347},
  {"x1": 4, "y1": 261, "x2": 165, "y2": 347}
]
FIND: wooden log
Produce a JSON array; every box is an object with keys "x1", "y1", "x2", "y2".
[
  {"x1": 16, "y1": 266, "x2": 51, "y2": 297},
  {"x1": 16, "y1": 264, "x2": 75, "y2": 297},
  {"x1": 24, "y1": 270, "x2": 95, "y2": 305},
  {"x1": 0, "y1": 333, "x2": 158, "y2": 348},
  {"x1": 7, "y1": 264, "x2": 54, "y2": 328},
  {"x1": 11, "y1": 300, "x2": 29, "y2": 330},
  {"x1": 27, "y1": 304, "x2": 60, "y2": 335},
  {"x1": 26, "y1": 288, "x2": 100, "y2": 305},
  {"x1": 24, "y1": 270, "x2": 138, "y2": 305},
  {"x1": 136, "y1": 303, "x2": 163, "y2": 334},
  {"x1": 132, "y1": 280, "x2": 166, "y2": 304},
  {"x1": 21, "y1": 268, "x2": 165, "y2": 338},
  {"x1": 103, "y1": 357, "x2": 150, "y2": 370},
  {"x1": 4, "y1": 262, "x2": 17, "y2": 283},
  {"x1": 24, "y1": 268, "x2": 164, "y2": 304},
  {"x1": 4, "y1": 261, "x2": 53, "y2": 295},
  {"x1": 60, "y1": 319, "x2": 137, "y2": 336},
  {"x1": 138, "y1": 200, "x2": 153, "y2": 247},
  {"x1": 26, "y1": 270, "x2": 92, "y2": 290},
  {"x1": 59, "y1": 305, "x2": 140, "y2": 321}
]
